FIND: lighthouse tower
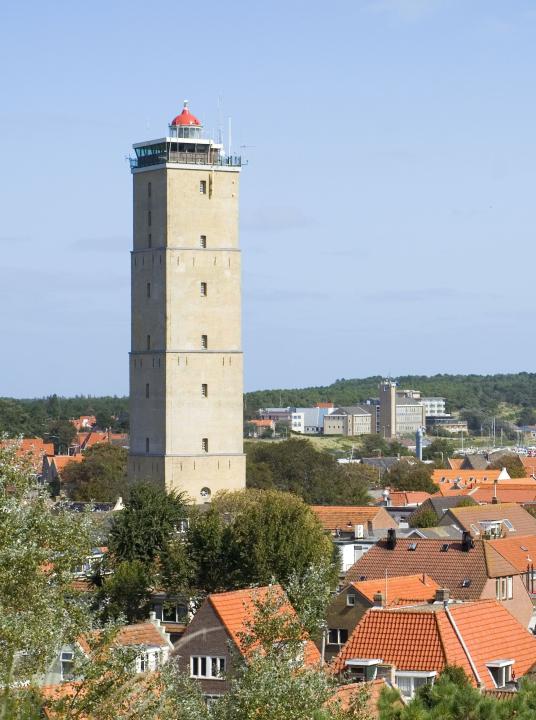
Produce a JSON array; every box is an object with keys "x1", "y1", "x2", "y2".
[{"x1": 128, "y1": 102, "x2": 246, "y2": 502}]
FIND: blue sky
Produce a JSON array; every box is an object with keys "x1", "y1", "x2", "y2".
[{"x1": 1, "y1": 0, "x2": 536, "y2": 397}]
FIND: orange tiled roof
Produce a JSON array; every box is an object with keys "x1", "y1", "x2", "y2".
[
  {"x1": 467, "y1": 486, "x2": 536, "y2": 504},
  {"x1": 441, "y1": 503, "x2": 536, "y2": 537},
  {"x1": 521, "y1": 457, "x2": 536, "y2": 474},
  {"x1": 345, "y1": 537, "x2": 518, "y2": 600},
  {"x1": 332, "y1": 600, "x2": 536, "y2": 689},
  {"x1": 78, "y1": 622, "x2": 169, "y2": 655},
  {"x1": 326, "y1": 679, "x2": 384, "y2": 718},
  {"x1": 388, "y1": 491, "x2": 431, "y2": 506},
  {"x1": 311, "y1": 506, "x2": 396, "y2": 533},
  {"x1": 432, "y1": 469, "x2": 504, "y2": 484},
  {"x1": 52, "y1": 454, "x2": 83, "y2": 471},
  {"x1": 1, "y1": 437, "x2": 55, "y2": 471},
  {"x1": 487, "y1": 535, "x2": 536, "y2": 573},
  {"x1": 350, "y1": 574, "x2": 440, "y2": 606},
  {"x1": 209, "y1": 586, "x2": 320, "y2": 665},
  {"x1": 248, "y1": 419, "x2": 274, "y2": 427}
]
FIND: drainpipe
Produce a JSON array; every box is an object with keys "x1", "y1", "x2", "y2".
[{"x1": 444, "y1": 605, "x2": 482, "y2": 688}]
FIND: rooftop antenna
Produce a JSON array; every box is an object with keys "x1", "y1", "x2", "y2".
[
  {"x1": 217, "y1": 94, "x2": 224, "y2": 146},
  {"x1": 228, "y1": 116, "x2": 232, "y2": 157}
]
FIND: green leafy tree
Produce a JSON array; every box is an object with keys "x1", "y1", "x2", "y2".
[
  {"x1": 489, "y1": 453, "x2": 526, "y2": 478},
  {"x1": 408, "y1": 508, "x2": 439, "y2": 528},
  {"x1": 62, "y1": 444, "x2": 129, "y2": 501},
  {"x1": 186, "y1": 506, "x2": 237, "y2": 593},
  {"x1": 216, "y1": 489, "x2": 338, "y2": 590},
  {"x1": 422, "y1": 438, "x2": 457, "y2": 466},
  {"x1": 97, "y1": 560, "x2": 152, "y2": 623},
  {"x1": 383, "y1": 461, "x2": 438, "y2": 494},
  {"x1": 109, "y1": 483, "x2": 187, "y2": 566},
  {"x1": 45, "y1": 417, "x2": 77, "y2": 454},
  {"x1": 0, "y1": 440, "x2": 93, "y2": 717},
  {"x1": 246, "y1": 438, "x2": 372, "y2": 505},
  {"x1": 95, "y1": 411, "x2": 113, "y2": 430}
]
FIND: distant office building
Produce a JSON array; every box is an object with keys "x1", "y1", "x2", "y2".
[
  {"x1": 421, "y1": 397, "x2": 446, "y2": 417},
  {"x1": 291, "y1": 407, "x2": 332, "y2": 435},
  {"x1": 379, "y1": 380, "x2": 425, "y2": 439},
  {"x1": 323, "y1": 406, "x2": 373, "y2": 436}
]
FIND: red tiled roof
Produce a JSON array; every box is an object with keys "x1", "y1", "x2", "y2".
[
  {"x1": 467, "y1": 486, "x2": 536, "y2": 504},
  {"x1": 433, "y1": 469, "x2": 504, "y2": 484},
  {"x1": 345, "y1": 537, "x2": 518, "y2": 600},
  {"x1": 487, "y1": 535, "x2": 536, "y2": 573},
  {"x1": 350, "y1": 574, "x2": 440, "y2": 606},
  {"x1": 332, "y1": 600, "x2": 536, "y2": 689},
  {"x1": 388, "y1": 492, "x2": 431, "y2": 506},
  {"x1": 78, "y1": 622, "x2": 169, "y2": 655},
  {"x1": 326, "y1": 680, "x2": 385, "y2": 718},
  {"x1": 209, "y1": 586, "x2": 320, "y2": 665},
  {"x1": 311, "y1": 506, "x2": 396, "y2": 533},
  {"x1": 440, "y1": 503, "x2": 536, "y2": 537},
  {"x1": 52, "y1": 454, "x2": 83, "y2": 471}
]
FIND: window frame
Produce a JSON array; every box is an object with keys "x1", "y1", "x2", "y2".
[{"x1": 190, "y1": 655, "x2": 225, "y2": 679}]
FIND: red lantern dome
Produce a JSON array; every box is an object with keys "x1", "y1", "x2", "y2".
[{"x1": 171, "y1": 100, "x2": 202, "y2": 127}]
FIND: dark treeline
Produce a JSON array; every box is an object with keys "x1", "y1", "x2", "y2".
[
  {"x1": 0, "y1": 395, "x2": 129, "y2": 437},
  {"x1": 3, "y1": 372, "x2": 536, "y2": 438},
  {"x1": 244, "y1": 372, "x2": 536, "y2": 427}
]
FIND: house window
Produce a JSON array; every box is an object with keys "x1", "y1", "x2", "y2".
[
  {"x1": 191, "y1": 656, "x2": 225, "y2": 679},
  {"x1": 146, "y1": 335, "x2": 151, "y2": 351},
  {"x1": 487, "y1": 661, "x2": 514, "y2": 688},
  {"x1": 395, "y1": 672, "x2": 436, "y2": 699},
  {"x1": 148, "y1": 233, "x2": 152, "y2": 248},
  {"x1": 200, "y1": 235, "x2": 207, "y2": 248},
  {"x1": 327, "y1": 629, "x2": 348, "y2": 645},
  {"x1": 200, "y1": 282, "x2": 207, "y2": 296},
  {"x1": 146, "y1": 282, "x2": 151, "y2": 298},
  {"x1": 496, "y1": 576, "x2": 513, "y2": 600},
  {"x1": 201, "y1": 384, "x2": 208, "y2": 397},
  {"x1": 145, "y1": 383, "x2": 150, "y2": 399},
  {"x1": 145, "y1": 438, "x2": 150, "y2": 454},
  {"x1": 201, "y1": 334, "x2": 208, "y2": 349},
  {"x1": 346, "y1": 593, "x2": 356, "y2": 607},
  {"x1": 148, "y1": 210, "x2": 152, "y2": 226},
  {"x1": 60, "y1": 651, "x2": 75, "y2": 681},
  {"x1": 200, "y1": 180, "x2": 207, "y2": 194},
  {"x1": 136, "y1": 649, "x2": 159, "y2": 673},
  {"x1": 162, "y1": 602, "x2": 188, "y2": 623},
  {"x1": 202, "y1": 438, "x2": 209, "y2": 453}
]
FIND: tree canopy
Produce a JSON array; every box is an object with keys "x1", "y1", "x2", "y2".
[
  {"x1": 383, "y1": 461, "x2": 439, "y2": 494},
  {"x1": 62, "y1": 443, "x2": 129, "y2": 501},
  {"x1": 246, "y1": 438, "x2": 374, "y2": 504}
]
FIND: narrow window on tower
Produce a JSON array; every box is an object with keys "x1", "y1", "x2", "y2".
[
  {"x1": 201, "y1": 334, "x2": 208, "y2": 349},
  {"x1": 147, "y1": 334, "x2": 151, "y2": 351},
  {"x1": 200, "y1": 282, "x2": 207, "y2": 297},
  {"x1": 200, "y1": 235, "x2": 207, "y2": 248},
  {"x1": 145, "y1": 383, "x2": 150, "y2": 399},
  {"x1": 148, "y1": 210, "x2": 152, "y2": 226},
  {"x1": 146, "y1": 282, "x2": 151, "y2": 298},
  {"x1": 148, "y1": 233, "x2": 152, "y2": 248},
  {"x1": 145, "y1": 438, "x2": 150, "y2": 454},
  {"x1": 148, "y1": 181, "x2": 152, "y2": 198},
  {"x1": 201, "y1": 384, "x2": 208, "y2": 398},
  {"x1": 202, "y1": 438, "x2": 209, "y2": 453},
  {"x1": 200, "y1": 180, "x2": 207, "y2": 194}
]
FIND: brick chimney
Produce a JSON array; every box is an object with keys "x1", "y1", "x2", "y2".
[
  {"x1": 435, "y1": 588, "x2": 450, "y2": 604},
  {"x1": 373, "y1": 591, "x2": 385, "y2": 608}
]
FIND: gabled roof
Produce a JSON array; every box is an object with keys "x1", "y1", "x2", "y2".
[
  {"x1": 311, "y1": 506, "x2": 396, "y2": 533},
  {"x1": 439, "y1": 503, "x2": 536, "y2": 537},
  {"x1": 406, "y1": 526, "x2": 462, "y2": 540},
  {"x1": 487, "y1": 535, "x2": 536, "y2": 573},
  {"x1": 52, "y1": 454, "x2": 83, "y2": 471},
  {"x1": 208, "y1": 586, "x2": 320, "y2": 665},
  {"x1": 349, "y1": 574, "x2": 440, "y2": 606},
  {"x1": 78, "y1": 621, "x2": 171, "y2": 655},
  {"x1": 345, "y1": 537, "x2": 518, "y2": 600},
  {"x1": 460, "y1": 454, "x2": 490, "y2": 470},
  {"x1": 467, "y1": 486, "x2": 536, "y2": 504},
  {"x1": 387, "y1": 491, "x2": 431, "y2": 507},
  {"x1": 339, "y1": 405, "x2": 372, "y2": 416},
  {"x1": 332, "y1": 600, "x2": 536, "y2": 689},
  {"x1": 447, "y1": 458, "x2": 464, "y2": 470},
  {"x1": 432, "y1": 469, "x2": 505, "y2": 484}
]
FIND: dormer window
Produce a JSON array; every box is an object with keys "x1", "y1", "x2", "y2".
[
  {"x1": 395, "y1": 671, "x2": 436, "y2": 698},
  {"x1": 345, "y1": 658, "x2": 382, "y2": 682},
  {"x1": 487, "y1": 660, "x2": 514, "y2": 688}
]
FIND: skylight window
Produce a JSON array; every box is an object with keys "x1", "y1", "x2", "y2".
[
  {"x1": 440, "y1": 543, "x2": 450, "y2": 552},
  {"x1": 503, "y1": 519, "x2": 515, "y2": 531},
  {"x1": 461, "y1": 578, "x2": 472, "y2": 588},
  {"x1": 408, "y1": 543, "x2": 418, "y2": 551}
]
